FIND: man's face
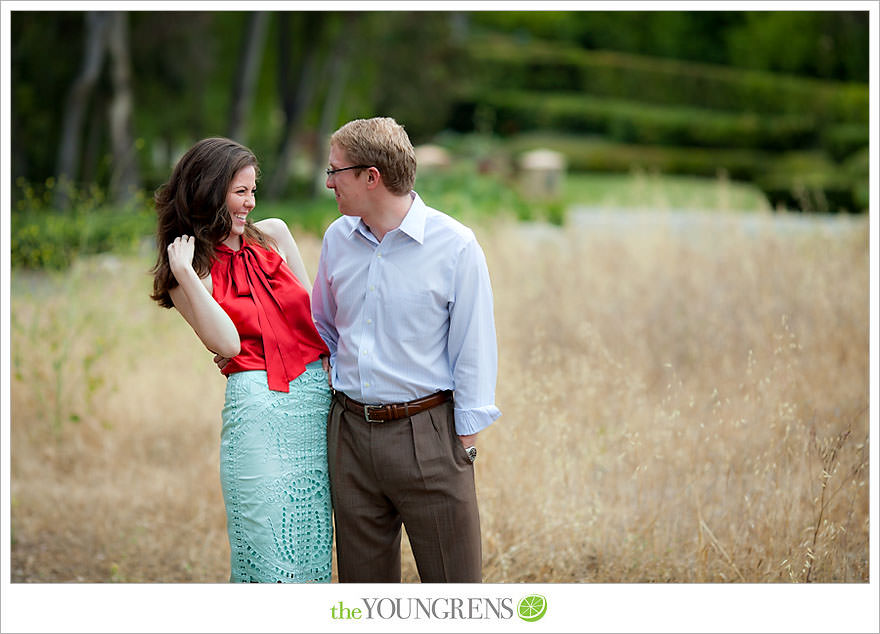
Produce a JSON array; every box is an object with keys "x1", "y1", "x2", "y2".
[{"x1": 326, "y1": 144, "x2": 366, "y2": 217}]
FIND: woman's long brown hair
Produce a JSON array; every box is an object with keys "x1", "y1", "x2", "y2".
[{"x1": 150, "y1": 137, "x2": 272, "y2": 308}]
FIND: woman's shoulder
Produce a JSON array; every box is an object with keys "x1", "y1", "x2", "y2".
[
  {"x1": 254, "y1": 217, "x2": 291, "y2": 241},
  {"x1": 253, "y1": 217, "x2": 298, "y2": 263}
]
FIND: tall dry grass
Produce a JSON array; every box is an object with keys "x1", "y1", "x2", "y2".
[{"x1": 9, "y1": 211, "x2": 869, "y2": 582}]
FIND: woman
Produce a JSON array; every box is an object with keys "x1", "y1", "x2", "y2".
[{"x1": 151, "y1": 137, "x2": 332, "y2": 583}]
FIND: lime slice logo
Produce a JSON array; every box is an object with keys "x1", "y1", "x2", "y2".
[{"x1": 517, "y1": 594, "x2": 547, "y2": 622}]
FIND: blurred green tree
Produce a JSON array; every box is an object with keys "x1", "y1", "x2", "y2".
[
  {"x1": 9, "y1": 9, "x2": 870, "y2": 211},
  {"x1": 46, "y1": 12, "x2": 140, "y2": 208},
  {"x1": 725, "y1": 11, "x2": 868, "y2": 81},
  {"x1": 227, "y1": 11, "x2": 270, "y2": 144},
  {"x1": 470, "y1": 10, "x2": 868, "y2": 81}
]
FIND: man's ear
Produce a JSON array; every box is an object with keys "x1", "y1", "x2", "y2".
[{"x1": 365, "y1": 166, "x2": 381, "y2": 190}]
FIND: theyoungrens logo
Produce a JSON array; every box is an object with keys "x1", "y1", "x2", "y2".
[
  {"x1": 329, "y1": 594, "x2": 547, "y2": 622},
  {"x1": 330, "y1": 597, "x2": 513, "y2": 621}
]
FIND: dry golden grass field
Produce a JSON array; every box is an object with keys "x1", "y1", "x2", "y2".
[{"x1": 9, "y1": 209, "x2": 870, "y2": 584}]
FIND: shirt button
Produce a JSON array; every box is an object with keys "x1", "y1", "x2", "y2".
[
  {"x1": 364, "y1": 382, "x2": 370, "y2": 388},
  {"x1": 367, "y1": 318, "x2": 373, "y2": 324},
  {"x1": 369, "y1": 285, "x2": 375, "y2": 291}
]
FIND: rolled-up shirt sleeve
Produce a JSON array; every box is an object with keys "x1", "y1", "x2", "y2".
[{"x1": 447, "y1": 236, "x2": 501, "y2": 436}]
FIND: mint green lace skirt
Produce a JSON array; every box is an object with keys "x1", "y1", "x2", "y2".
[{"x1": 220, "y1": 362, "x2": 332, "y2": 582}]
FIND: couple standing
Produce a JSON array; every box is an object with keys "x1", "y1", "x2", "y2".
[{"x1": 150, "y1": 117, "x2": 500, "y2": 583}]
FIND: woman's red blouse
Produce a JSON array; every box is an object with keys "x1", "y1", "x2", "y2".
[{"x1": 211, "y1": 237, "x2": 329, "y2": 392}]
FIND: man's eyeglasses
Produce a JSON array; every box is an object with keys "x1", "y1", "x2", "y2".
[{"x1": 326, "y1": 165, "x2": 371, "y2": 177}]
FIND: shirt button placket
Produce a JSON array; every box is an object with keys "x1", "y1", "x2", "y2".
[{"x1": 360, "y1": 247, "x2": 382, "y2": 400}]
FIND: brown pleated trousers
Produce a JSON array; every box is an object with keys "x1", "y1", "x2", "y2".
[{"x1": 327, "y1": 393, "x2": 482, "y2": 583}]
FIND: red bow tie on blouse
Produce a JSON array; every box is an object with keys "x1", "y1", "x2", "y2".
[{"x1": 218, "y1": 240, "x2": 308, "y2": 392}]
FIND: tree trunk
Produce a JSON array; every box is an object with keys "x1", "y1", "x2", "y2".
[
  {"x1": 266, "y1": 13, "x2": 324, "y2": 200},
  {"x1": 310, "y1": 14, "x2": 358, "y2": 198},
  {"x1": 80, "y1": 94, "x2": 106, "y2": 187},
  {"x1": 227, "y1": 11, "x2": 270, "y2": 143},
  {"x1": 106, "y1": 11, "x2": 140, "y2": 205},
  {"x1": 54, "y1": 12, "x2": 110, "y2": 210}
]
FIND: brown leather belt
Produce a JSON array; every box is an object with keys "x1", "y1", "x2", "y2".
[{"x1": 334, "y1": 390, "x2": 452, "y2": 423}]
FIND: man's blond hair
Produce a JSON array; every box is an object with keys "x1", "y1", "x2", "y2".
[{"x1": 330, "y1": 117, "x2": 417, "y2": 195}]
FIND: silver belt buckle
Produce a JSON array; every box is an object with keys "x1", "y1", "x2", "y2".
[{"x1": 364, "y1": 404, "x2": 383, "y2": 423}]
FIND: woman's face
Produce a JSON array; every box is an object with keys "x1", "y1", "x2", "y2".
[{"x1": 224, "y1": 164, "x2": 257, "y2": 243}]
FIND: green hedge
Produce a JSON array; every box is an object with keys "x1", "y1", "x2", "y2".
[
  {"x1": 502, "y1": 133, "x2": 867, "y2": 213},
  {"x1": 820, "y1": 123, "x2": 870, "y2": 162},
  {"x1": 462, "y1": 35, "x2": 869, "y2": 124},
  {"x1": 11, "y1": 205, "x2": 156, "y2": 269},
  {"x1": 844, "y1": 148, "x2": 870, "y2": 210},
  {"x1": 754, "y1": 149, "x2": 869, "y2": 213},
  {"x1": 467, "y1": 90, "x2": 820, "y2": 151},
  {"x1": 504, "y1": 133, "x2": 768, "y2": 180}
]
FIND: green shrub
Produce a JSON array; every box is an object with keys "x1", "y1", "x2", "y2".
[
  {"x1": 503, "y1": 132, "x2": 769, "y2": 180},
  {"x1": 258, "y1": 164, "x2": 555, "y2": 230},
  {"x1": 461, "y1": 35, "x2": 869, "y2": 123},
  {"x1": 12, "y1": 204, "x2": 155, "y2": 270},
  {"x1": 820, "y1": 123, "x2": 869, "y2": 162},
  {"x1": 414, "y1": 161, "x2": 553, "y2": 224},
  {"x1": 11, "y1": 179, "x2": 155, "y2": 269},
  {"x1": 843, "y1": 147, "x2": 869, "y2": 178},
  {"x1": 254, "y1": 198, "x2": 340, "y2": 238},
  {"x1": 501, "y1": 132, "x2": 865, "y2": 214},
  {"x1": 841, "y1": 147, "x2": 868, "y2": 211},
  {"x1": 561, "y1": 171, "x2": 771, "y2": 212},
  {"x1": 473, "y1": 90, "x2": 818, "y2": 151},
  {"x1": 10, "y1": 165, "x2": 567, "y2": 270},
  {"x1": 754, "y1": 151, "x2": 866, "y2": 213}
]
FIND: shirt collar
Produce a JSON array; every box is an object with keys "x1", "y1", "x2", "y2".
[
  {"x1": 397, "y1": 192, "x2": 426, "y2": 244},
  {"x1": 342, "y1": 215, "x2": 362, "y2": 239},
  {"x1": 344, "y1": 191, "x2": 426, "y2": 245}
]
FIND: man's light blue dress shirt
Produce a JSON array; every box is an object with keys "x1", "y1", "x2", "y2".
[{"x1": 312, "y1": 192, "x2": 501, "y2": 435}]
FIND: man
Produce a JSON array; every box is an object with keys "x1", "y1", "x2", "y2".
[{"x1": 312, "y1": 117, "x2": 500, "y2": 583}]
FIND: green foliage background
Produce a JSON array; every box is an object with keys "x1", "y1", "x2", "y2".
[{"x1": 9, "y1": 9, "x2": 871, "y2": 270}]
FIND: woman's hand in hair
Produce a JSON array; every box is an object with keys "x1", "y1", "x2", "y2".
[
  {"x1": 167, "y1": 235, "x2": 196, "y2": 281},
  {"x1": 167, "y1": 234, "x2": 240, "y2": 359}
]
